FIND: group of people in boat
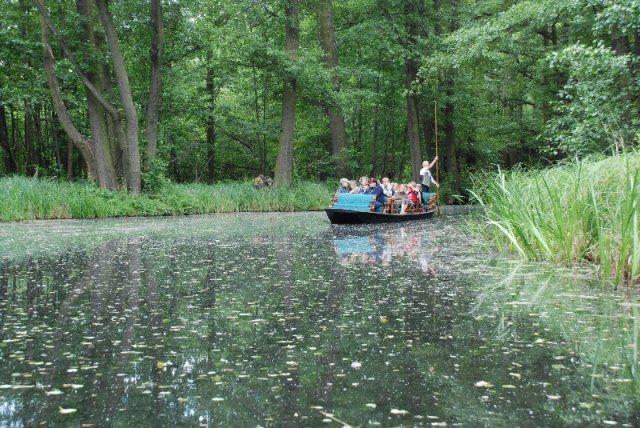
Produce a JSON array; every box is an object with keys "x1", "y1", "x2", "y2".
[{"x1": 335, "y1": 157, "x2": 439, "y2": 213}]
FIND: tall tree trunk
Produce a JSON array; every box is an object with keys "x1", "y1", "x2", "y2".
[
  {"x1": 144, "y1": 0, "x2": 163, "y2": 170},
  {"x1": 24, "y1": 103, "x2": 36, "y2": 175},
  {"x1": 19, "y1": 0, "x2": 36, "y2": 176},
  {"x1": 86, "y1": 93, "x2": 117, "y2": 189},
  {"x1": 38, "y1": 13, "x2": 97, "y2": 180},
  {"x1": 318, "y1": 0, "x2": 349, "y2": 175},
  {"x1": 66, "y1": 139, "x2": 73, "y2": 179},
  {"x1": 77, "y1": 0, "x2": 117, "y2": 189},
  {"x1": 444, "y1": 78, "x2": 458, "y2": 192},
  {"x1": 206, "y1": 65, "x2": 216, "y2": 184},
  {"x1": 404, "y1": 0, "x2": 423, "y2": 182},
  {"x1": 635, "y1": 31, "x2": 640, "y2": 105},
  {"x1": 0, "y1": 102, "x2": 15, "y2": 174},
  {"x1": 262, "y1": 83, "x2": 268, "y2": 174},
  {"x1": 10, "y1": 109, "x2": 22, "y2": 174},
  {"x1": 612, "y1": 30, "x2": 632, "y2": 142},
  {"x1": 371, "y1": 78, "x2": 381, "y2": 175},
  {"x1": 406, "y1": 64, "x2": 422, "y2": 182},
  {"x1": 634, "y1": 31, "x2": 640, "y2": 106},
  {"x1": 274, "y1": 0, "x2": 299, "y2": 185},
  {"x1": 95, "y1": 0, "x2": 141, "y2": 194},
  {"x1": 422, "y1": 109, "x2": 434, "y2": 159},
  {"x1": 252, "y1": 69, "x2": 268, "y2": 175},
  {"x1": 34, "y1": 0, "x2": 128, "y2": 185}
]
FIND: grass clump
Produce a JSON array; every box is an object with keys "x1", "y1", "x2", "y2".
[
  {"x1": 0, "y1": 177, "x2": 332, "y2": 222},
  {"x1": 470, "y1": 152, "x2": 640, "y2": 286}
]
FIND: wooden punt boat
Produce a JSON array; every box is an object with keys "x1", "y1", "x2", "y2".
[
  {"x1": 326, "y1": 193, "x2": 437, "y2": 224},
  {"x1": 326, "y1": 207, "x2": 436, "y2": 224}
]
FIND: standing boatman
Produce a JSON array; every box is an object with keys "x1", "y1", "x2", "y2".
[{"x1": 419, "y1": 157, "x2": 439, "y2": 193}]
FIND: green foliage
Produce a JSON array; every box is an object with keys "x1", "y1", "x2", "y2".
[
  {"x1": 3, "y1": 0, "x2": 640, "y2": 197},
  {"x1": 543, "y1": 43, "x2": 630, "y2": 156},
  {"x1": 142, "y1": 158, "x2": 170, "y2": 194}
]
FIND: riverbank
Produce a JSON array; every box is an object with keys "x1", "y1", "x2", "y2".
[
  {"x1": 472, "y1": 152, "x2": 640, "y2": 285},
  {"x1": 0, "y1": 176, "x2": 332, "y2": 221}
]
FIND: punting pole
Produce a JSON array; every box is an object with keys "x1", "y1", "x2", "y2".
[{"x1": 434, "y1": 101, "x2": 440, "y2": 216}]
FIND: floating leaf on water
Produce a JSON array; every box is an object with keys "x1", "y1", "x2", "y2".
[{"x1": 474, "y1": 381, "x2": 494, "y2": 388}]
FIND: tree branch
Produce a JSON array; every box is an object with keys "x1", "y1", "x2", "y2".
[{"x1": 31, "y1": 0, "x2": 121, "y2": 120}]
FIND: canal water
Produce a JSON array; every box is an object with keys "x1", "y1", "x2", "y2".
[{"x1": 0, "y1": 212, "x2": 638, "y2": 427}]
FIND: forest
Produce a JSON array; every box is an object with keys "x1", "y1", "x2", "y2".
[{"x1": 0, "y1": 0, "x2": 639, "y2": 199}]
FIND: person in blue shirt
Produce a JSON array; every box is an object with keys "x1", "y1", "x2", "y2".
[{"x1": 365, "y1": 177, "x2": 385, "y2": 211}]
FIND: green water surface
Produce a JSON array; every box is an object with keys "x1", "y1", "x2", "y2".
[{"x1": 0, "y1": 212, "x2": 638, "y2": 427}]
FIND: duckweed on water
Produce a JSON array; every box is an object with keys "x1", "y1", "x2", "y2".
[{"x1": 0, "y1": 212, "x2": 638, "y2": 426}]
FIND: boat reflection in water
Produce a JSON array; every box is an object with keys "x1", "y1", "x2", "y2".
[{"x1": 331, "y1": 225, "x2": 437, "y2": 275}]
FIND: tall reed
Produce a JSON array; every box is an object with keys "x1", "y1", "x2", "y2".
[
  {"x1": 0, "y1": 177, "x2": 332, "y2": 221},
  {"x1": 470, "y1": 152, "x2": 640, "y2": 286}
]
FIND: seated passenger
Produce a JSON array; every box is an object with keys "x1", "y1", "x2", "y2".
[
  {"x1": 357, "y1": 176, "x2": 370, "y2": 194},
  {"x1": 381, "y1": 177, "x2": 394, "y2": 198},
  {"x1": 365, "y1": 177, "x2": 385, "y2": 211},
  {"x1": 348, "y1": 180, "x2": 359, "y2": 193},
  {"x1": 394, "y1": 184, "x2": 408, "y2": 213},
  {"x1": 337, "y1": 178, "x2": 350, "y2": 193},
  {"x1": 406, "y1": 182, "x2": 420, "y2": 207}
]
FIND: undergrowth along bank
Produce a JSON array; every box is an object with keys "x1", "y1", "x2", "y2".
[
  {"x1": 471, "y1": 152, "x2": 640, "y2": 286},
  {"x1": 0, "y1": 177, "x2": 332, "y2": 221}
]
